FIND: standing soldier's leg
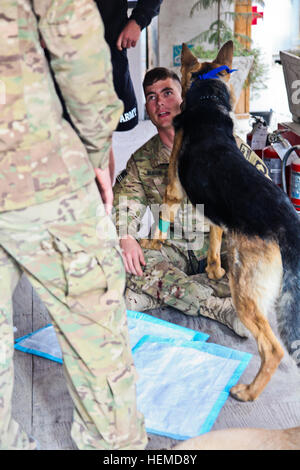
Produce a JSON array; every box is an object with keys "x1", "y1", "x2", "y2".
[
  {"x1": 0, "y1": 183, "x2": 147, "y2": 450},
  {"x1": 0, "y1": 249, "x2": 36, "y2": 450}
]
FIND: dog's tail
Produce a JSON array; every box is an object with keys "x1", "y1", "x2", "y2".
[{"x1": 277, "y1": 224, "x2": 300, "y2": 366}]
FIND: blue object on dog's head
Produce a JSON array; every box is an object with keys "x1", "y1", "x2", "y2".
[{"x1": 197, "y1": 65, "x2": 238, "y2": 81}]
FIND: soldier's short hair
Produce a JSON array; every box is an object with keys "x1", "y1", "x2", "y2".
[{"x1": 143, "y1": 67, "x2": 181, "y2": 93}]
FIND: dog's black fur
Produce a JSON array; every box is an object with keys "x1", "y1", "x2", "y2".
[{"x1": 176, "y1": 75, "x2": 300, "y2": 358}]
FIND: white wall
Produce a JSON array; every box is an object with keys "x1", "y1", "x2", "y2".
[
  {"x1": 157, "y1": 0, "x2": 224, "y2": 70},
  {"x1": 252, "y1": 0, "x2": 299, "y2": 62},
  {"x1": 250, "y1": 0, "x2": 299, "y2": 123}
]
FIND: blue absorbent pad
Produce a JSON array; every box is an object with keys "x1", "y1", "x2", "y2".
[
  {"x1": 14, "y1": 310, "x2": 209, "y2": 362},
  {"x1": 14, "y1": 311, "x2": 252, "y2": 440},
  {"x1": 126, "y1": 310, "x2": 209, "y2": 347},
  {"x1": 132, "y1": 335, "x2": 252, "y2": 440},
  {"x1": 14, "y1": 324, "x2": 63, "y2": 364}
]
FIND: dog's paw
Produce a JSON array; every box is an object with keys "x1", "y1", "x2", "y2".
[
  {"x1": 206, "y1": 264, "x2": 226, "y2": 280},
  {"x1": 140, "y1": 239, "x2": 163, "y2": 251},
  {"x1": 230, "y1": 384, "x2": 256, "y2": 402}
]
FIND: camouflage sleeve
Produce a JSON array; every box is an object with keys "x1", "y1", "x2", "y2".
[
  {"x1": 33, "y1": 0, "x2": 123, "y2": 169},
  {"x1": 235, "y1": 135, "x2": 270, "y2": 179},
  {"x1": 113, "y1": 157, "x2": 148, "y2": 239}
]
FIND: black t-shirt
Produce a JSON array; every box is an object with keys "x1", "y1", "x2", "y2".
[
  {"x1": 95, "y1": 0, "x2": 163, "y2": 131},
  {"x1": 96, "y1": 0, "x2": 128, "y2": 45},
  {"x1": 96, "y1": 0, "x2": 163, "y2": 45}
]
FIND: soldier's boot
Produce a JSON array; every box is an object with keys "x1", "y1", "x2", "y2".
[{"x1": 200, "y1": 296, "x2": 249, "y2": 338}]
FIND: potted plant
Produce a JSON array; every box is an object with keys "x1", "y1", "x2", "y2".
[{"x1": 188, "y1": 0, "x2": 267, "y2": 108}]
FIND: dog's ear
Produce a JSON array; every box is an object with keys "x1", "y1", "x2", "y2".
[
  {"x1": 213, "y1": 40, "x2": 233, "y2": 68},
  {"x1": 181, "y1": 43, "x2": 198, "y2": 69},
  {"x1": 180, "y1": 43, "x2": 199, "y2": 98}
]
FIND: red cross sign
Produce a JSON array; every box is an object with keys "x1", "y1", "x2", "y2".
[{"x1": 252, "y1": 6, "x2": 264, "y2": 25}]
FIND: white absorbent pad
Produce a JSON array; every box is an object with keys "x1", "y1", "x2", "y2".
[{"x1": 132, "y1": 335, "x2": 252, "y2": 440}]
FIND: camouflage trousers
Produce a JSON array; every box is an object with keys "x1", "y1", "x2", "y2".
[
  {"x1": 0, "y1": 182, "x2": 146, "y2": 450},
  {"x1": 125, "y1": 244, "x2": 248, "y2": 338}
]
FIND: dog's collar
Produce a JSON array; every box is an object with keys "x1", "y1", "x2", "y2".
[
  {"x1": 196, "y1": 95, "x2": 229, "y2": 112},
  {"x1": 197, "y1": 95, "x2": 221, "y2": 101},
  {"x1": 192, "y1": 94, "x2": 231, "y2": 115},
  {"x1": 196, "y1": 65, "x2": 238, "y2": 81}
]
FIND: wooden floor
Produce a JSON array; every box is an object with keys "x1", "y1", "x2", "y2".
[{"x1": 12, "y1": 274, "x2": 300, "y2": 450}]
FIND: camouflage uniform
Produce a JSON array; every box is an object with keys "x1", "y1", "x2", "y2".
[
  {"x1": 0, "y1": 0, "x2": 146, "y2": 450},
  {"x1": 113, "y1": 133, "x2": 269, "y2": 336}
]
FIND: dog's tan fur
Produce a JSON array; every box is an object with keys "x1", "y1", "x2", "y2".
[
  {"x1": 227, "y1": 235, "x2": 284, "y2": 400},
  {"x1": 172, "y1": 426, "x2": 300, "y2": 450},
  {"x1": 206, "y1": 225, "x2": 225, "y2": 280},
  {"x1": 142, "y1": 41, "x2": 287, "y2": 403}
]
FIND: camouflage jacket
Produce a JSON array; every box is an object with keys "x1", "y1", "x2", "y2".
[
  {"x1": 113, "y1": 133, "x2": 269, "y2": 258},
  {"x1": 0, "y1": 0, "x2": 123, "y2": 212}
]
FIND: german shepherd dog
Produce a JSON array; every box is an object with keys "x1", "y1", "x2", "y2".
[
  {"x1": 172, "y1": 425, "x2": 300, "y2": 450},
  {"x1": 141, "y1": 41, "x2": 300, "y2": 402}
]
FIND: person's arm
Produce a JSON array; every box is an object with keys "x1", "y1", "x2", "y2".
[
  {"x1": 116, "y1": 0, "x2": 163, "y2": 50},
  {"x1": 120, "y1": 235, "x2": 146, "y2": 276},
  {"x1": 113, "y1": 157, "x2": 149, "y2": 276},
  {"x1": 95, "y1": 165, "x2": 113, "y2": 215},
  {"x1": 94, "y1": 148, "x2": 115, "y2": 215},
  {"x1": 116, "y1": 19, "x2": 141, "y2": 51},
  {"x1": 129, "y1": 0, "x2": 163, "y2": 30},
  {"x1": 108, "y1": 148, "x2": 115, "y2": 183},
  {"x1": 34, "y1": 0, "x2": 123, "y2": 171}
]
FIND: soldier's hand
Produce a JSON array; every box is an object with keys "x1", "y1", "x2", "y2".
[
  {"x1": 94, "y1": 167, "x2": 113, "y2": 215},
  {"x1": 108, "y1": 148, "x2": 115, "y2": 183},
  {"x1": 120, "y1": 236, "x2": 146, "y2": 276},
  {"x1": 116, "y1": 19, "x2": 141, "y2": 51}
]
